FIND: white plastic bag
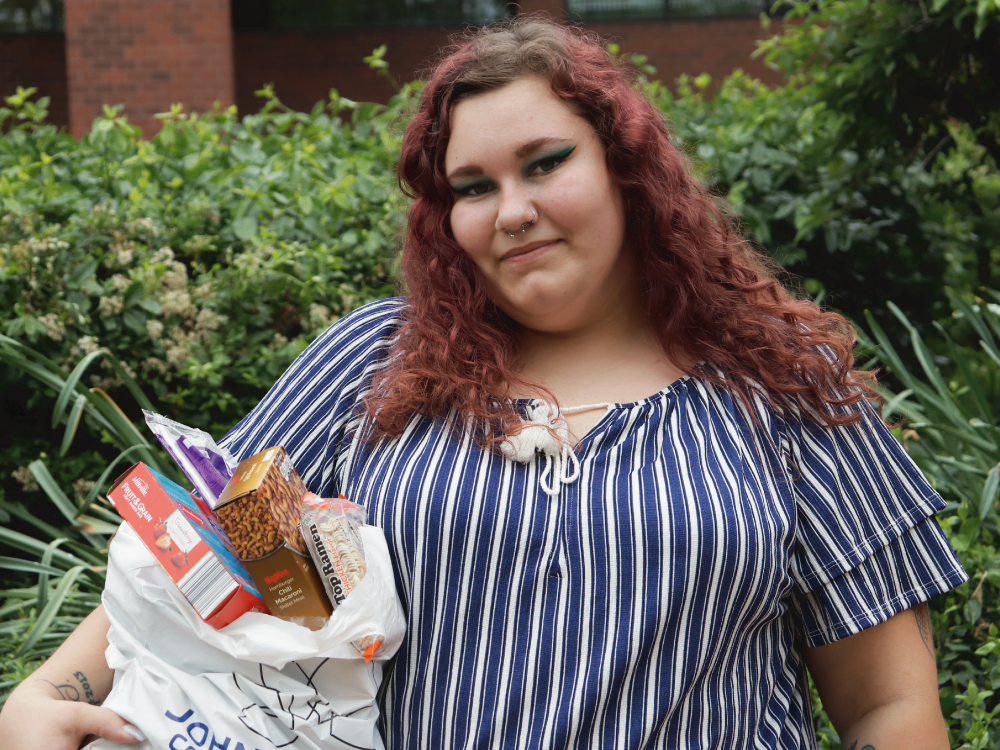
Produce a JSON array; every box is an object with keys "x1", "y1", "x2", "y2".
[{"x1": 89, "y1": 521, "x2": 406, "y2": 750}]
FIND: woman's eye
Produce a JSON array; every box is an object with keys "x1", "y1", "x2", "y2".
[
  {"x1": 534, "y1": 157, "x2": 562, "y2": 173},
  {"x1": 527, "y1": 146, "x2": 575, "y2": 177},
  {"x1": 454, "y1": 181, "x2": 494, "y2": 197}
]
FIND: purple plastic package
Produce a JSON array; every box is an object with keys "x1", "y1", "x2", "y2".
[{"x1": 143, "y1": 411, "x2": 239, "y2": 508}]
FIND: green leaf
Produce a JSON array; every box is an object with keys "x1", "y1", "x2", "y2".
[
  {"x1": 27, "y1": 460, "x2": 79, "y2": 524},
  {"x1": 0, "y1": 558, "x2": 63, "y2": 576},
  {"x1": 980, "y1": 464, "x2": 1000, "y2": 520},
  {"x1": 37, "y1": 538, "x2": 68, "y2": 611},
  {"x1": 77, "y1": 444, "x2": 147, "y2": 518},
  {"x1": 60, "y1": 393, "x2": 88, "y2": 456},
  {"x1": 17, "y1": 565, "x2": 86, "y2": 656},
  {"x1": 233, "y1": 215, "x2": 258, "y2": 240}
]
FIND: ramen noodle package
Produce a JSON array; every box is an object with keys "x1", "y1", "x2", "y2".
[{"x1": 299, "y1": 493, "x2": 385, "y2": 661}]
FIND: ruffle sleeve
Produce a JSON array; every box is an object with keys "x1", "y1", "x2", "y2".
[{"x1": 783, "y1": 400, "x2": 967, "y2": 646}]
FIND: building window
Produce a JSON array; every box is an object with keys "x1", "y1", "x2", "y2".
[
  {"x1": 232, "y1": 0, "x2": 514, "y2": 30},
  {"x1": 567, "y1": 0, "x2": 769, "y2": 19},
  {"x1": 0, "y1": 0, "x2": 63, "y2": 34}
]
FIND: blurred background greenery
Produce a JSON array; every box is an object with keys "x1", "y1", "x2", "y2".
[{"x1": 1, "y1": 0, "x2": 998, "y2": 745}]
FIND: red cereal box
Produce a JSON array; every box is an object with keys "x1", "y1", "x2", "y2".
[{"x1": 108, "y1": 463, "x2": 269, "y2": 629}]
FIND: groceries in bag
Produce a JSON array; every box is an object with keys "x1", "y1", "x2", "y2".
[
  {"x1": 90, "y1": 414, "x2": 407, "y2": 750},
  {"x1": 300, "y1": 493, "x2": 384, "y2": 660},
  {"x1": 106, "y1": 463, "x2": 268, "y2": 628},
  {"x1": 89, "y1": 519, "x2": 405, "y2": 750},
  {"x1": 143, "y1": 411, "x2": 239, "y2": 508},
  {"x1": 212, "y1": 446, "x2": 333, "y2": 630}
]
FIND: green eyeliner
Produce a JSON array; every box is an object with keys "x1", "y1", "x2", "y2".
[{"x1": 525, "y1": 144, "x2": 576, "y2": 174}]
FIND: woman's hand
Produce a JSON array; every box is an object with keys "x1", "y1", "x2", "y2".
[
  {"x1": 0, "y1": 605, "x2": 141, "y2": 749},
  {"x1": 0, "y1": 679, "x2": 143, "y2": 750},
  {"x1": 805, "y1": 602, "x2": 949, "y2": 750}
]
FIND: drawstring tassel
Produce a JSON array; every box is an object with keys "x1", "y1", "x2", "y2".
[{"x1": 500, "y1": 400, "x2": 609, "y2": 496}]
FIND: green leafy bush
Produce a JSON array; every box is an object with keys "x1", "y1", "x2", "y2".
[
  {"x1": 0, "y1": 83, "x2": 411, "y2": 438},
  {"x1": 862, "y1": 293, "x2": 1000, "y2": 748},
  {"x1": 631, "y1": 0, "x2": 1000, "y2": 340},
  {"x1": 0, "y1": 336, "x2": 182, "y2": 697}
]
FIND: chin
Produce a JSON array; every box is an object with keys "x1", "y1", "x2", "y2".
[{"x1": 503, "y1": 302, "x2": 589, "y2": 334}]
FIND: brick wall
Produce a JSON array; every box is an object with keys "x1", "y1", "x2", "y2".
[
  {"x1": 591, "y1": 17, "x2": 785, "y2": 89},
  {"x1": 0, "y1": 34, "x2": 68, "y2": 129},
  {"x1": 64, "y1": 0, "x2": 235, "y2": 138},
  {"x1": 234, "y1": 27, "x2": 454, "y2": 115},
  {"x1": 1, "y1": 7, "x2": 783, "y2": 138},
  {"x1": 234, "y1": 16, "x2": 781, "y2": 116}
]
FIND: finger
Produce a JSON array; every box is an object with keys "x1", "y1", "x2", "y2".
[{"x1": 68, "y1": 704, "x2": 146, "y2": 744}]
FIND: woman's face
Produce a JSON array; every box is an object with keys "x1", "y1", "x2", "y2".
[{"x1": 445, "y1": 77, "x2": 635, "y2": 335}]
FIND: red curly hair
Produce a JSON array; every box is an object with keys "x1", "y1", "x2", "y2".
[{"x1": 365, "y1": 17, "x2": 877, "y2": 444}]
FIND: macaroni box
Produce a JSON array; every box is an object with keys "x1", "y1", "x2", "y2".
[
  {"x1": 108, "y1": 463, "x2": 269, "y2": 629},
  {"x1": 213, "y1": 446, "x2": 333, "y2": 629}
]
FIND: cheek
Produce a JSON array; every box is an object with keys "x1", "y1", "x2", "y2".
[
  {"x1": 449, "y1": 202, "x2": 495, "y2": 265},
  {"x1": 543, "y1": 171, "x2": 625, "y2": 246}
]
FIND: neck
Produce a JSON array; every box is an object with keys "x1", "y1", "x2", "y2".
[{"x1": 512, "y1": 288, "x2": 677, "y2": 407}]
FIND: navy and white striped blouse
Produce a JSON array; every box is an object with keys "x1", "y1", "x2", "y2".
[{"x1": 221, "y1": 298, "x2": 967, "y2": 750}]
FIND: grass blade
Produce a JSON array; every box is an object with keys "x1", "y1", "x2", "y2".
[
  {"x1": 0, "y1": 558, "x2": 63, "y2": 576},
  {"x1": 51, "y1": 350, "x2": 104, "y2": 429},
  {"x1": 0, "y1": 501, "x2": 67, "y2": 542},
  {"x1": 37, "y1": 539, "x2": 68, "y2": 612},
  {"x1": 980, "y1": 464, "x2": 1000, "y2": 521},
  {"x1": 0, "y1": 527, "x2": 89, "y2": 568},
  {"x1": 16, "y1": 565, "x2": 86, "y2": 656},
  {"x1": 59, "y1": 393, "x2": 88, "y2": 456},
  {"x1": 27, "y1": 461, "x2": 78, "y2": 525}
]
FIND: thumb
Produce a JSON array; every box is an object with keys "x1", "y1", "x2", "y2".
[{"x1": 69, "y1": 704, "x2": 146, "y2": 745}]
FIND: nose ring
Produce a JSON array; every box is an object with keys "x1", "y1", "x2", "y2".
[
  {"x1": 520, "y1": 209, "x2": 537, "y2": 233},
  {"x1": 507, "y1": 230, "x2": 516, "y2": 239}
]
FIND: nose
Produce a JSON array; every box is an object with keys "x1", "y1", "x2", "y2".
[{"x1": 495, "y1": 182, "x2": 536, "y2": 239}]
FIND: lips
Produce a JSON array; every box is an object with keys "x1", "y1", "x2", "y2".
[{"x1": 501, "y1": 239, "x2": 559, "y2": 264}]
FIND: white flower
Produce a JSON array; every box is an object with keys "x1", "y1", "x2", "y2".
[
  {"x1": 191, "y1": 282, "x2": 215, "y2": 300},
  {"x1": 152, "y1": 247, "x2": 175, "y2": 264},
  {"x1": 141, "y1": 357, "x2": 169, "y2": 376},
  {"x1": 309, "y1": 303, "x2": 332, "y2": 329},
  {"x1": 162, "y1": 261, "x2": 188, "y2": 291},
  {"x1": 76, "y1": 335, "x2": 101, "y2": 355},
  {"x1": 159, "y1": 289, "x2": 194, "y2": 317},
  {"x1": 38, "y1": 313, "x2": 65, "y2": 342},
  {"x1": 127, "y1": 218, "x2": 157, "y2": 236},
  {"x1": 195, "y1": 308, "x2": 227, "y2": 332},
  {"x1": 166, "y1": 341, "x2": 192, "y2": 366},
  {"x1": 146, "y1": 319, "x2": 164, "y2": 341},
  {"x1": 110, "y1": 274, "x2": 132, "y2": 292},
  {"x1": 12, "y1": 466, "x2": 39, "y2": 492},
  {"x1": 268, "y1": 333, "x2": 289, "y2": 351},
  {"x1": 89, "y1": 373, "x2": 123, "y2": 390},
  {"x1": 72, "y1": 478, "x2": 96, "y2": 502},
  {"x1": 98, "y1": 296, "x2": 124, "y2": 316}
]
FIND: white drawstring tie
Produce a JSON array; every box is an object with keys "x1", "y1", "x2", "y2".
[{"x1": 500, "y1": 400, "x2": 612, "y2": 497}]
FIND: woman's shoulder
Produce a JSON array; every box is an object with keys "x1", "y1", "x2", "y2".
[
  {"x1": 220, "y1": 297, "x2": 407, "y2": 464},
  {"x1": 291, "y1": 296, "x2": 407, "y2": 374}
]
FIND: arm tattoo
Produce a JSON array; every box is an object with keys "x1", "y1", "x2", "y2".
[
  {"x1": 35, "y1": 670, "x2": 99, "y2": 705},
  {"x1": 913, "y1": 601, "x2": 935, "y2": 659}
]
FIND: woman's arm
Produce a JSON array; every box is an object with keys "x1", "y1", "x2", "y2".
[
  {"x1": 0, "y1": 605, "x2": 142, "y2": 749},
  {"x1": 805, "y1": 603, "x2": 949, "y2": 750}
]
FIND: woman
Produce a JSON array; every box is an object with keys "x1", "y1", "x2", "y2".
[{"x1": 0, "y1": 18, "x2": 965, "y2": 750}]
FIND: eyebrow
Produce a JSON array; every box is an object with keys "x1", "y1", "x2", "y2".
[{"x1": 446, "y1": 137, "x2": 572, "y2": 182}]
